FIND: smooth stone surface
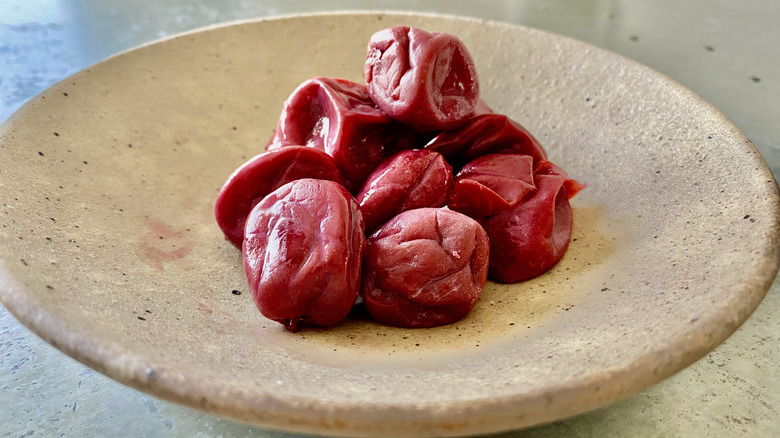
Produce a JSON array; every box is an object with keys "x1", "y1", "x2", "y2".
[{"x1": 1, "y1": 3, "x2": 772, "y2": 438}]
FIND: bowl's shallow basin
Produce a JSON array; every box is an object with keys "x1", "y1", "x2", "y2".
[{"x1": 0, "y1": 12, "x2": 778, "y2": 438}]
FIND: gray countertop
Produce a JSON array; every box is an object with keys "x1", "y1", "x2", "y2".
[{"x1": 2, "y1": 1, "x2": 779, "y2": 436}]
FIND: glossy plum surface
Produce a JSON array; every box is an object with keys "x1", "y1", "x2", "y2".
[
  {"x1": 424, "y1": 114, "x2": 548, "y2": 167},
  {"x1": 361, "y1": 208, "x2": 489, "y2": 328},
  {"x1": 365, "y1": 26, "x2": 479, "y2": 131},
  {"x1": 215, "y1": 146, "x2": 346, "y2": 248},
  {"x1": 356, "y1": 149, "x2": 453, "y2": 233},
  {"x1": 243, "y1": 179, "x2": 365, "y2": 331},
  {"x1": 483, "y1": 161, "x2": 574, "y2": 283},
  {"x1": 448, "y1": 153, "x2": 536, "y2": 218},
  {"x1": 267, "y1": 77, "x2": 416, "y2": 190}
]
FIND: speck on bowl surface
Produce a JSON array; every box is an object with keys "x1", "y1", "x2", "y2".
[{"x1": 0, "y1": 12, "x2": 778, "y2": 438}]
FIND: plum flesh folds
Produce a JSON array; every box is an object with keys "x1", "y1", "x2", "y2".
[
  {"x1": 215, "y1": 146, "x2": 346, "y2": 248},
  {"x1": 365, "y1": 26, "x2": 479, "y2": 131},
  {"x1": 483, "y1": 161, "x2": 575, "y2": 283},
  {"x1": 356, "y1": 149, "x2": 453, "y2": 234},
  {"x1": 243, "y1": 179, "x2": 365, "y2": 331},
  {"x1": 268, "y1": 77, "x2": 416, "y2": 191},
  {"x1": 361, "y1": 208, "x2": 489, "y2": 328},
  {"x1": 448, "y1": 153, "x2": 536, "y2": 219}
]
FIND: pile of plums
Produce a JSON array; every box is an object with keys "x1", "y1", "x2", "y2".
[{"x1": 215, "y1": 26, "x2": 583, "y2": 332}]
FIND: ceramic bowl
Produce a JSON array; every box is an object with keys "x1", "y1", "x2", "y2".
[{"x1": 1, "y1": 12, "x2": 778, "y2": 437}]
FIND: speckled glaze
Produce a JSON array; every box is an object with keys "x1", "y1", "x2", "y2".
[{"x1": 0, "y1": 12, "x2": 778, "y2": 437}]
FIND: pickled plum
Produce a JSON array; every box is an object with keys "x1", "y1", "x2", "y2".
[
  {"x1": 448, "y1": 153, "x2": 536, "y2": 218},
  {"x1": 215, "y1": 146, "x2": 346, "y2": 248},
  {"x1": 365, "y1": 26, "x2": 479, "y2": 131},
  {"x1": 424, "y1": 114, "x2": 548, "y2": 167},
  {"x1": 361, "y1": 208, "x2": 489, "y2": 328},
  {"x1": 267, "y1": 77, "x2": 416, "y2": 190},
  {"x1": 483, "y1": 161, "x2": 574, "y2": 283},
  {"x1": 356, "y1": 150, "x2": 454, "y2": 233},
  {"x1": 216, "y1": 25, "x2": 585, "y2": 332},
  {"x1": 243, "y1": 179, "x2": 365, "y2": 331}
]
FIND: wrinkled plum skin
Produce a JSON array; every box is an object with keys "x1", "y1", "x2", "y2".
[
  {"x1": 267, "y1": 77, "x2": 417, "y2": 191},
  {"x1": 448, "y1": 153, "x2": 536, "y2": 219},
  {"x1": 365, "y1": 26, "x2": 479, "y2": 131},
  {"x1": 424, "y1": 114, "x2": 548, "y2": 168},
  {"x1": 215, "y1": 146, "x2": 346, "y2": 248},
  {"x1": 214, "y1": 26, "x2": 587, "y2": 332},
  {"x1": 356, "y1": 150, "x2": 454, "y2": 233},
  {"x1": 243, "y1": 179, "x2": 365, "y2": 332},
  {"x1": 361, "y1": 208, "x2": 489, "y2": 328},
  {"x1": 483, "y1": 161, "x2": 574, "y2": 283}
]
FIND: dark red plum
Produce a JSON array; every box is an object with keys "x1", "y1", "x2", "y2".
[
  {"x1": 483, "y1": 161, "x2": 578, "y2": 283},
  {"x1": 215, "y1": 146, "x2": 346, "y2": 248},
  {"x1": 356, "y1": 150, "x2": 453, "y2": 233},
  {"x1": 267, "y1": 77, "x2": 416, "y2": 191},
  {"x1": 361, "y1": 208, "x2": 489, "y2": 328},
  {"x1": 424, "y1": 114, "x2": 548, "y2": 167},
  {"x1": 243, "y1": 179, "x2": 365, "y2": 332},
  {"x1": 365, "y1": 26, "x2": 479, "y2": 131},
  {"x1": 448, "y1": 153, "x2": 536, "y2": 219}
]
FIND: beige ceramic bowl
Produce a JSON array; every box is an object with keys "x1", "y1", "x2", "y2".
[{"x1": 1, "y1": 12, "x2": 778, "y2": 437}]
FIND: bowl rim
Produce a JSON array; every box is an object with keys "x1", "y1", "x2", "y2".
[{"x1": 1, "y1": 10, "x2": 779, "y2": 437}]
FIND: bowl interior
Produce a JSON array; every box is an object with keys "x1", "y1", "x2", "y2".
[{"x1": 0, "y1": 12, "x2": 778, "y2": 437}]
